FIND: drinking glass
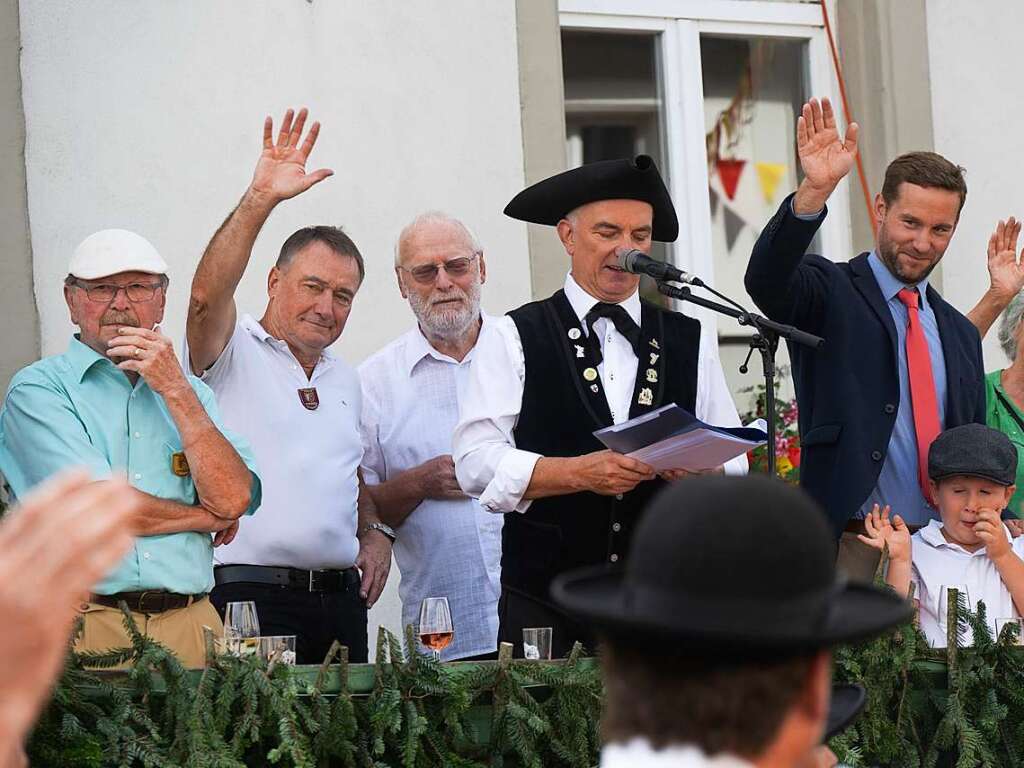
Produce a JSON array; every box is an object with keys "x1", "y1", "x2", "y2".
[
  {"x1": 522, "y1": 627, "x2": 553, "y2": 660},
  {"x1": 419, "y1": 596, "x2": 454, "y2": 661},
  {"x1": 259, "y1": 635, "x2": 297, "y2": 665},
  {"x1": 996, "y1": 618, "x2": 1024, "y2": 645},
  {"x1": 223, "y1": 601, "x2": 261, "y2": 656}
]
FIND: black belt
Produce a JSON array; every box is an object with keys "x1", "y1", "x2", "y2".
[
  {"x1": 214, "y1": 564, "x2": 360, "y2": 593},
  {"x1": 90, "y1": 591, "x2": 207, "y2": 613}
]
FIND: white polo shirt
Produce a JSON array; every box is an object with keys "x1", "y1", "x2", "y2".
[
  {"x1": 911, "y1": 519, "x2": 1024, "y2": 647},
  {"x1": 359, "y1": 318, "x2": 502, "y2": 660},
  {"x1": 184, "y1": 314, "x2": 362, "y2": 570}
]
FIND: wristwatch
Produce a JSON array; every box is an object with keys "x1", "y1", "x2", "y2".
[{"x1": 361, "y1": 521, "x2": 397, "y2": 542}]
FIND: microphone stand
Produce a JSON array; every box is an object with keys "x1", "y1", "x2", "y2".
[{"x1": 656, "y1": 281, "x2": 823, "y2": 477}]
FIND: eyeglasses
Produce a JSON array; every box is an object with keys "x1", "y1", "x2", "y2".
[
  {"x1": 400, "y1": 254, "x2": 478, "y2": 285},
  {"x1": 69, "y1": 279, "x2": 165, "y2": 303}
]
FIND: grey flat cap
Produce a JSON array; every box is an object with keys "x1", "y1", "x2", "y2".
[{"x1": 928, "y1": 423, "x2": 1017, "y2": 486}]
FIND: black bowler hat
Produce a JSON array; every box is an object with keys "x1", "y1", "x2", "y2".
[
  {"x1": 551, "y1": 475, "x2": 912, "y2": 651},
  {"x1": 503, "y1": 155, "x2": 679, "y2": 242},
  {"x1": 928, "y1": 423, "x2": 1017, "y2": 486}
]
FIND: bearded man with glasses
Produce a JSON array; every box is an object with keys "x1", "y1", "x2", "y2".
[
  {"x1": 0, "y1": 229, "x2": 261, "y2": 668},
  {"x1": 358, "y1": 212, "x2": 502, "y2": 661}
]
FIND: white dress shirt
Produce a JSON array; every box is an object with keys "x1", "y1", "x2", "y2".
[
  {"x1": 453, "y1": 273, "x2": 747, "y2": 513},
  {"x1": 600, "y1": 739, "x2": 753, "y2": 768},
  {"x1": 183, "y1": 314, "x2": 362, "y2": 570},
  {"x1": 359, "y1": 318, "x2": 502, "y2": 660},
  {"x1": 911, "y1": 519, "x2": 1024, "y2": 648}
]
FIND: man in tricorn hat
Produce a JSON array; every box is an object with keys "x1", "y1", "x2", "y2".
[
  {"x1": 453, "y1": 156, "x2": 746, "y2": 657},
  {"x1": 552, "y1": 474, "x2": 912, "y2": 767}
]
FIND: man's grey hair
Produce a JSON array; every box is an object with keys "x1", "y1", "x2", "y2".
[
  {"x1": 999, "y1": 289, "x2": 1024, "y2": 361},
  {"x1": 394, "y1": 211, "x2": 482, "y2": 267}
]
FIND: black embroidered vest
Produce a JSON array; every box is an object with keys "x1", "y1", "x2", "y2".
[{"x1": 505, "y1": 289, "x2": 701, "y2": 607}]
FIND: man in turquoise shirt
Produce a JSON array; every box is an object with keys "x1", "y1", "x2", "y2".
[{"x1": 0, "y1": 229, "x2": 261, "y2": 668}]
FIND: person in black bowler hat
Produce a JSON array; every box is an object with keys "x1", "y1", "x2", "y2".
[
  {"x1": 454, "y1": 155, "x2": 746, "y2": 659},
  {"x1": 552, "y1": 474, "x2": 912, "y2": 768}
]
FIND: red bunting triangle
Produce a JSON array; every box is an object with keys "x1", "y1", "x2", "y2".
[{"x1": 716, "y1": 158, "x2": 746, "y2": 201}]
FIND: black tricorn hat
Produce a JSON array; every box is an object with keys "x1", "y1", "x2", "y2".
[
  {"x1": 503, "y1": 155, "x2": 679, "y2": 242},
  {"x1": 551, "y1": 475, "x2": 912, "y2": 651}
]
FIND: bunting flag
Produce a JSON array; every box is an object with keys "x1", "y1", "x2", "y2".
[
  {"x1": 708, "y1": 186, "x2": 720, "y2": 217},
  {"x1": 716, "y1": 159, "x2": 746, "y2": 201},
  {"x1": 724, "y1": 205, "x2": 746, "y2": 252},
  {"x1": 755, "y1": 162, "x2": 787, "y2": 204}
]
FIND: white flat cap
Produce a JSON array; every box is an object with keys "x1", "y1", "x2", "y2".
[{"x1": 68, "y1": 229, "x2": 169, "y2": 280}]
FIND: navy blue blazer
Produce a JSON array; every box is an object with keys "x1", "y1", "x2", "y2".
[{"x1": 744, "y1": 195, "x2": 986, "y2": 537}]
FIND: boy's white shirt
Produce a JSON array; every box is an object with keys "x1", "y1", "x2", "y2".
[{"x1": 910, "y1": 519, "x2": 1024, "y2": 647}]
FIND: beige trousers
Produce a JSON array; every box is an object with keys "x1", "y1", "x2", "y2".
[
  {"x1": 836, "y1": 531, "x2": 883, "y2": 584},
  {"x1": 75, "y1": 596, "x2": 223, "y2": 669}
]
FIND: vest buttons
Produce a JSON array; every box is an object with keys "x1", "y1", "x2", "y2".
[
  {"x1": 884, "y1": 403, "x2": 896, "y2": 414},
  {"x1": 609, "y1": 553, "x2": 619, "y2": 563},
  {"x1": 612, "y1": 522, "x2": 621, "y2": 532},
  {"x1": 871, "y1": 450, "x2": 883, "y2": 461},
  {"x1": 615, "y1": 493, "x2": 623, "y2": 501}
]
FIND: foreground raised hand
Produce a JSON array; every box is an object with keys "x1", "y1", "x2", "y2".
[{"x1": 0, "y1": 471, "x2": 137, "y2": 763}]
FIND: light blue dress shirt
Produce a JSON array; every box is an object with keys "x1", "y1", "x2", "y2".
[
  {"x1": 0, "y1": 336, "x2": 261, "y2": 594},
  {"x1": 857, "y1": 252, "x2": 947, "y2": 525}
]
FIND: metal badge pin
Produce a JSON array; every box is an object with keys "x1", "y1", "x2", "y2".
[
  {"x1": 638, "y1": 387, "x2": 653, "y2": 406},
  {"x1": 583, "y1": 367, "x2": 598, "y2": 382},
  {"x1": 568, "y1": 328, "x2": 582, "y2": 340},
  {"x1": 590, "y1": 383, "x2": 600, "y2": 393},
  {"x1": 646, "y1": 368, "x2": 658, "y2": 383},
  {"x1": 575, "y1": 344, "x2": 585, "y2": 358},
  {"x1": 649, "y1": 338, "x2": 660, "y2": 349},
  {"x1": 649, "y1": 352, "x2": 659, "y2": 365}
]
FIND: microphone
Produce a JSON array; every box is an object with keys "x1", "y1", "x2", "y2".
[{"x1": 617, "y1": 249, "x2": 704, "y2": 287}]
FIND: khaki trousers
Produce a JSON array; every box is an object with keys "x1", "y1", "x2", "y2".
[
  {"x1": 836, "y1": 531, "x2": 883, "y2": 584},
  {"x1": 75, "y1": 596, "x2": 223, "y2": 669}
]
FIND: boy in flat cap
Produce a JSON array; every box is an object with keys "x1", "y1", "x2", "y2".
[
  {"x1": 860, "y1": 422, "x2": 1024, "y2": 647},
  {"x1": 453, "y1": 156, "x2": 746, "y2": 657},
  {"x1": 552, "y1": 474, "x2": 911, "y2": 767}
]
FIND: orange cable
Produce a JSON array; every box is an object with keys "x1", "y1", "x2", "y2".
[{"x1": 820, "y1": 0, "x2": 877, "y2": 238}]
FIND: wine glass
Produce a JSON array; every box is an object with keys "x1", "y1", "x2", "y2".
[
  {"x1": 419, "y1": 596, "x2": 454, "y2": 661},
  {"x1": 223, "y1": 601, "x2": 261, "y2": 656}
]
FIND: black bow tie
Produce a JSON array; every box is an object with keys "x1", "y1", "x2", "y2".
[{"x1": 584, "y1": 302, "x2": 643, "y2": 362}]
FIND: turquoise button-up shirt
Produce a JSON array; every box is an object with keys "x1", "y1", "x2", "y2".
[{"x1": 0, "y1": 336, "x2": 261, "y2": 595}]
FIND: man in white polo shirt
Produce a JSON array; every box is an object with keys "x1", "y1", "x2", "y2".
[
  {"x1": 184, "y1": 108, "x2": 393, "y2": 663},
  {"x1": 359, "y1": 212, "x2": 501, "y2": 661}
]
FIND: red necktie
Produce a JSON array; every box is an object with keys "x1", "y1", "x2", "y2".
[{"x1": 897, "y1": 287, "x2": 941, "y2": 507}]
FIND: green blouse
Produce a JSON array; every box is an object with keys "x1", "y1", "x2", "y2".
[{"x1": 985, "y1": 369, "x2": 1024, "y2": 518}]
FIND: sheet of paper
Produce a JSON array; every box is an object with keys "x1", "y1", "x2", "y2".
[{"x1": 627, "y1": 424, "x2": 764, "y2": 471}]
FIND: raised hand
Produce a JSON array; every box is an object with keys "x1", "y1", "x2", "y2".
[
  {"x1": 249, "y1": 107, "x2": 333, "y2": 203},
  {"x1": 986, "y1": 217, "x2": 1024, "y2": 301},
  {"x1": 857, "y1": 504, "x2": 911, "y2": 563},
  {"x1": 793, "y1": 98, "x2": 859, "y2": 215}
]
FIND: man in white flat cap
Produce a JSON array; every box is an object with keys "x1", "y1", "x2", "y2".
[{"x1": 0, "y1": 229, "x2": 261, "y2": 668}]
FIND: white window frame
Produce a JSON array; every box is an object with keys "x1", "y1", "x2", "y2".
[{"x1": 559, "y1": 0, "x2": 853, "y2": 335}]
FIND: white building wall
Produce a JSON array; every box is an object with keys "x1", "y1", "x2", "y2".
[
  {"x1": 926, "y1": 0, "x2": 1024, "y2": 370},
  {"x1": 17, "y1": 0, "x2": 531, "y2": 646}
]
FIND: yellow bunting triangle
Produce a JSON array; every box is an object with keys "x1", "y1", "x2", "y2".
[{"x1": 755, "y1": 162, "x2": 787, "y2": 204}]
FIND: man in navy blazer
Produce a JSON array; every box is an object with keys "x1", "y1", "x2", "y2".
[{"x1": 745, "y1": 97, "x2": 985, "y2": 579}]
